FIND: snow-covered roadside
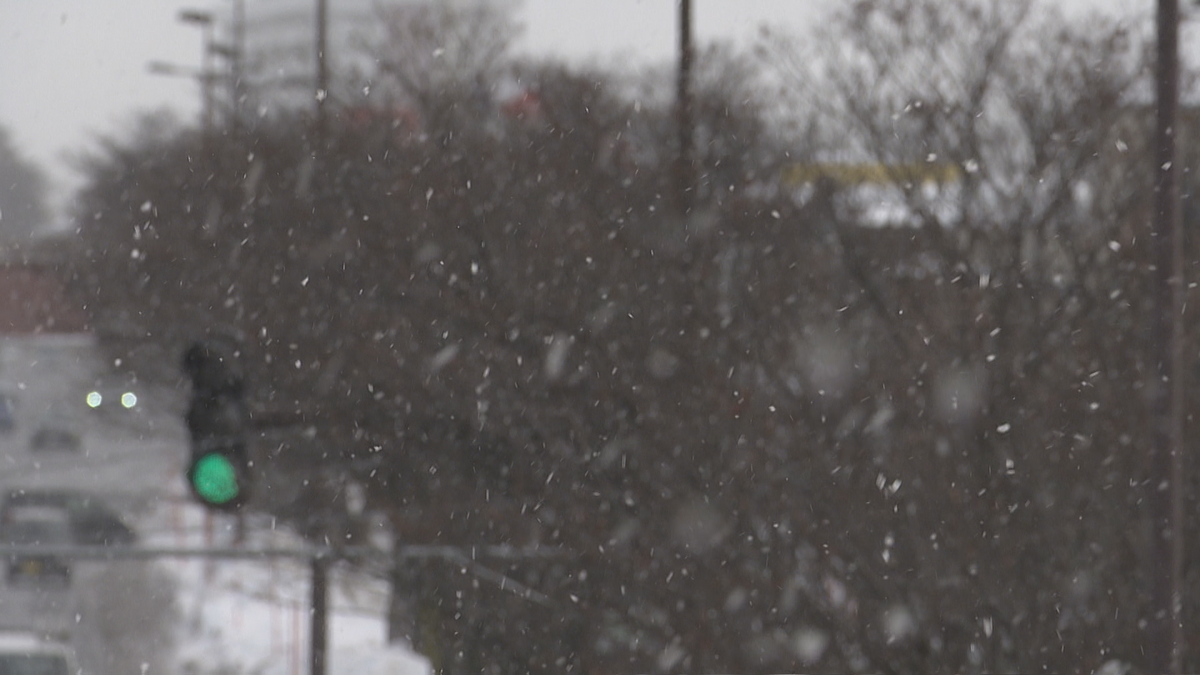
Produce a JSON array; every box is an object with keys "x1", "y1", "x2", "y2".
[{"x1": 141, "y1": 486, "x2": 430, "y2": 675}]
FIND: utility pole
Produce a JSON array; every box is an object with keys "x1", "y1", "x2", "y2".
[
  {"x1": 315, "y1": 0, "x2": 330, "y2": 145},
  {"x1": 676, "y1": 0, "x2": 694, "y2": 218},
  {"x1": 232, "y1": 0, "x2": 246, "y2": 134},
  {"x1": 1150, "y1": 0, "x2": 1185, "y2": 672}
]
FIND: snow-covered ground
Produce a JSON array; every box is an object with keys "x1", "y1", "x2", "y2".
[{"x1": 140, "y1": 482, "x2": 432, "y2": 675}]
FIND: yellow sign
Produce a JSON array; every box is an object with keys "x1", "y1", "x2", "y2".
[{"x1": 781, "y1": 162, "x2": 963, "y2": 186}]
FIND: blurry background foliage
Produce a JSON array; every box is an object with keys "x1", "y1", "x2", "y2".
[{"x1": 33, "y1": 0, "x2": 1200, "y2": 672}]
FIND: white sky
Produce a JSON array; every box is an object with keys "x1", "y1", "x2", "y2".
[{"x1": 0, "y1": 0, "x2": 1141, "y2": 216}]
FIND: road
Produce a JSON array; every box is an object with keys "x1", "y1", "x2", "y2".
[
  {"x1": 0, "y1": 339, "x2": 189, "y2": 674},
  {"x1": 0, "y1": 339, "x2": 427, "y2": 675}
]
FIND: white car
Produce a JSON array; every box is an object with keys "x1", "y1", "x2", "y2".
[{"x1": 0, "y1": 632, "x2": 80, "y2": 675}]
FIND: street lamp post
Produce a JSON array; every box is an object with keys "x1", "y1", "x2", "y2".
[
  {"x1": 1150, "y1": 0, "x2": 1185, "y2": 671},
  {"x1": 232, "y1": 0, "x2": 245, "y2": 134},
  {"x1": 179, "y1": 9, "x2": 216, "y2": 132},
  {"x1": 676, "y1": 0, "x2": 694, "y2": 218},
  {"x1": 315, "y1": 0, "x2": 330, "y2": 145}
]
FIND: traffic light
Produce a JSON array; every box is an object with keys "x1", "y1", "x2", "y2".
[{"x1": 182, "y1": 339, "x2": 250, "y2": 510}]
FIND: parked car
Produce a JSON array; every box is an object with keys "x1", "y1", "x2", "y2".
[
  {"x1": 0, "y1": 394, "x2": 16, "y2": 434},
  {"x1": 84, "y1": 380, "x2": 141, "y2": 414},
  {"x1": 0, "y1": 631, "x2": 80, "y2": 675},
  {"x1": 0, "y1": 507, "x2": 72, "y2": 588},
  {"x1": 0, "y1": 490, "x2": 136, "y2": 547},
  {"x1": 27, "y1": 425, "x2": 81, "y2": 454}
]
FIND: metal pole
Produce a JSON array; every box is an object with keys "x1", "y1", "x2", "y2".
[
  {"x1": 310, "y1": 554, "x2": 328, "y2": 675},
  {"x1": 202, "y1": 21, "x2": 215, "y2": 133},
  {"x1": 1151, "y1": 0, "x2": 1185, "y2": 671},
  {"x1": 676, "y1": 0, "x2": 694, "y2": 217},
  {"x1": 315, "y1": 0, "x2": 329, "y2": 141},
  {"x1": 231, "y1": 0, "x2": 245, "y2": 134},
  {"x1": 0, "y1": 543, "x2": 560, "y2": 561},
  {"x1": 179, "y1": 10, "x2": 216, "y2": 132},
  {"x1": 204, "y1": 511, "x2": 215, "y2": 582}
]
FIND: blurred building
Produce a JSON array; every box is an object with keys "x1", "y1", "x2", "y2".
[
  {"x1": 213, "y1": 0, "x2": 502, "y2": 121},
  {"x1": 0, "y1": 262, "x2": 96, "y2": 445}
]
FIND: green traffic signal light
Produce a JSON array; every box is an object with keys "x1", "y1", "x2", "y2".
[
  {"x1": 183, "y1": 339, "x2": 250, "y2": 510},
  {"x1": 190, "y1": 453, "x2": 241, "y2": 505}
]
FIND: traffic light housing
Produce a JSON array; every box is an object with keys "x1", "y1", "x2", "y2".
[{"x1": 183, "y1": 339, "x2": 250, "y2": 510}]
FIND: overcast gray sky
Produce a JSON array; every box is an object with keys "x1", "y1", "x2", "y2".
[{"x1": 0, "y1": 0, "x2": 1138, "y2": 216}]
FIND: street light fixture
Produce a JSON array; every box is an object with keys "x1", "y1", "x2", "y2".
[
  {"x1": 146, "y1": 60, "x2": 196, "y2": 78},
  {"x1": 178, "y1": 9, "x2": 214, "y2": 27}
]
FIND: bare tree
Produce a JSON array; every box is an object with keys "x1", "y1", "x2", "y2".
[
  {"x1": 60, "y1": 1, "x2": 1184, "y2": 673},
  {"x1": 754, "y1": 0, "x2": 1163, "y2": 672},
  {"x1": 359, "y1": 1, "x2": 522, "y2": 127}
]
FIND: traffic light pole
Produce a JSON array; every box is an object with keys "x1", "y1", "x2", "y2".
[{"x1": 311, "y1": 553, "x2": 328, "y2": 675}]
